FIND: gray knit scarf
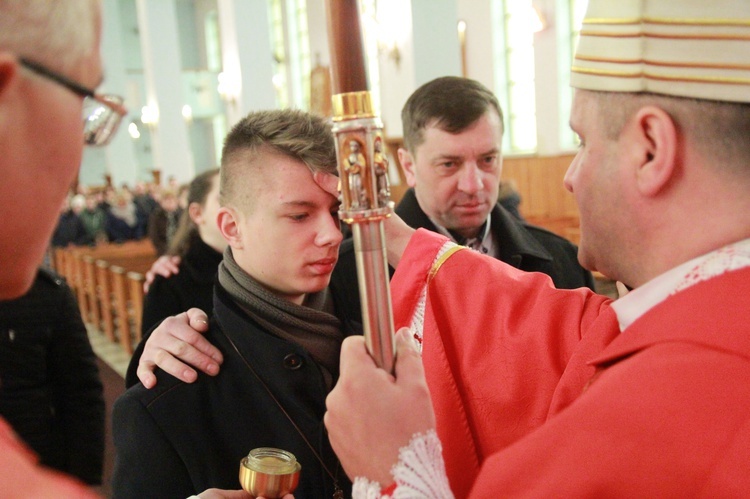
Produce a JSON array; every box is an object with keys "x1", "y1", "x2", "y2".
[{"x1": 218, "y1": 247, "x2": 344, "y2": 389}]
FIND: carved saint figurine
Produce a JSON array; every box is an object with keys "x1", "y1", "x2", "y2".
[
  {"x1": 373, "y1": 137, "x2": 390, "y2": 207},
  {"x1": 345, "y1": 138, "x2": 368, "y2": 209}
]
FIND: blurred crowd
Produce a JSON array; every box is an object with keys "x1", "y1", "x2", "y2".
[{"x1": 51, "y1": 179, "x2": 189, "y2": 256}]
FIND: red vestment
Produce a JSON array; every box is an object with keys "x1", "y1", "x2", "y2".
[
  {"x1": 0, "y1": 417, "x2": 98, "y2": 498},
  {"x1": 391, "y1": 229, "x2": 750, "y2": 497}
]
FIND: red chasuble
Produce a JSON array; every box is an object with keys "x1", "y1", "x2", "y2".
[
  {"x1": 0, "y1": 417, "x2": 98, "y2": 497},
  {"x1": 391, "y1": 229, "x2": 750, "y2": 497}
]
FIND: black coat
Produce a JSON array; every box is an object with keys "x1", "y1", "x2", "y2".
[
  {"x1": 0, "y1": 268, "x2": 105, "y2": 485},
  {"x1": 140, "y1": 235, "x2": 221, "y2": 339},
  {"x1": 125, "y1": 235, "x2": 223, "y2": 388},
  {"x1": 112, "y1": 284, "x2": 359, "y2": 499},
  {"x1": 331, "y1": 188, "x2": 595, "y2": 322},
  {"x1": 51, "y1": 211, "x2": 93, "y2": 247}
]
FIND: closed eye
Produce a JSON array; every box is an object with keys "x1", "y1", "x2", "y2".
[{"x1": 288, "y1": 213, "x2": 309, "y2": 222}]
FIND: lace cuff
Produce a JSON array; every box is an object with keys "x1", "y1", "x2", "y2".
[{"x1": 352, "y1": 430, "x2": 454, "y2": 499}]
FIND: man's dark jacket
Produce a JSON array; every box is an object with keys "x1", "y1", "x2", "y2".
[
  {"x1": 147, "y1": 207, "x2": 183, "y2": 256},
  {"x1": 332, "y1": 188, "x2": 594, "y2": 319},
  {"x1": 112, "y1": 284, "x2": 358, "y2": 499}
]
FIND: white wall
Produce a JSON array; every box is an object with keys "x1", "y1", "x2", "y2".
[
  {"x1": 457, "y1": 0, "x2": 495, "y2": 91},
  {"x1": 91, "y1": 0, "x2": 578, "y2": 187}
]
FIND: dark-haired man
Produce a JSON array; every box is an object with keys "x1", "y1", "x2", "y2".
[{"x1": 384, "y1": 76, "x2": 592, "y2": 290}]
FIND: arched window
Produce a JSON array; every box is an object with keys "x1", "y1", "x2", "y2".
[
  {"x1": 267, "y1": 0, "x2": 316, "y2": 110},
  {"x1": 287, "y1": 0, "x2": 312, "y2": 109},
  {"x1": 493, "y1": 0, "x2": 539, "y2": 153},
  {"x1": 269, "y1": 0, "x2": 289, "y2": 108}
]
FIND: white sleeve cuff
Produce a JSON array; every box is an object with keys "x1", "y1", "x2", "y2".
[{"x1": 352, "y1": 429, "x2": 454, "y2": 499}]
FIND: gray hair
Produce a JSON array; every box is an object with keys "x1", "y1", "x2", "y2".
[
  {"x1": 0, "y1": 0, "x2": 99, "y2": 73},
  {"x1": 590, "y1": 90, "x2": 750, "y2": 175}
]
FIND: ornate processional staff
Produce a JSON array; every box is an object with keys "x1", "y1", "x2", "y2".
[{"x1": 325, "y1": 0, "x2": 396, "y2": 373}]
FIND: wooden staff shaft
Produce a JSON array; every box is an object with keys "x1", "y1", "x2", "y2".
[
  {"x1": 325, "y1": 0, "x2": 396, "y2": 374},
  {"x1": 325, "y1": 0, "x2": 368, "y2": 94}
]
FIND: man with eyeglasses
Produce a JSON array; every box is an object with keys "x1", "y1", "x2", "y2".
[
  {"x1": 0, "y1": 3, "x2": 124, "y2": 303},
  {"x1": 0, "y1": 2, "x2": 247, "y2": 498}
]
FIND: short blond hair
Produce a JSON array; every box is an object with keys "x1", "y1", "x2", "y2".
[
  {"x1": 220, "y1": 109, "x2": 337, "y2": 210},
  {"x1": 0, "y1": 0, "x2": 99, "y2": 74}
]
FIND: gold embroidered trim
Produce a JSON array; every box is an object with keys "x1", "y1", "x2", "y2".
[
  {"x1": 584, "y1": 17, "x2": 750, "y2": 27},
  {"x1": 571, "y1": 66, "x2": 750, "y2": 85},
  {"x1": 428, "y1": 246, "x2": 464, "y2": 283},
  {"x1": 579, "y1": 29, "x2": 750, "y2": 41}
]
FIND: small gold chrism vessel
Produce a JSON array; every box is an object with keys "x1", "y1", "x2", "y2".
[{"x1": 239, "y1": 447, "x2": 301, "y2": 498}]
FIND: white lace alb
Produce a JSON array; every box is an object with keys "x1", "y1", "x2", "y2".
[{"x1": 352, "y1": 430, "x2": 453, "y2": 499}]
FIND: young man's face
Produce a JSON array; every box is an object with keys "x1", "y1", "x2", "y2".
[
  {"x1": 220, "y1": 152, "x2": 343, "y2": 305},
  {"x1": 400, "y1": 109, "x2": 503, "y2": 240}
]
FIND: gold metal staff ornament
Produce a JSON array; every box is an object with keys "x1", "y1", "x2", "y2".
[{"x1": 332, "y1": 90, "x2": 396, "y2": 374}]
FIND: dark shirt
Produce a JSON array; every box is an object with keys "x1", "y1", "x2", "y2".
[
  {"x1": 79, "y1": 207, "x2": 108, "y2": 242},
  {"x1": 133, "y1": 194, "x2": 158, "y2": 222},
  {"x1": 105, "y1": 210, "x2": 145, "y2": 243}
]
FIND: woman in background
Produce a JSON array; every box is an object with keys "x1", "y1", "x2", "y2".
[{"x1": 126, "y1": 169, "x2": 224, "y2": 387}]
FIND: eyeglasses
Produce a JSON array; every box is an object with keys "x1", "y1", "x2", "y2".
[{"x1": 19, "y1": 57, "x2": 127, "y2": 147}]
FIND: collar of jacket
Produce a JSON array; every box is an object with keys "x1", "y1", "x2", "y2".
[{"x1": 395, "y1": 188, "x2": 552, "y2": 268}]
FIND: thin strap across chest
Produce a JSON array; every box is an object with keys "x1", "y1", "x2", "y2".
[{"x1": 219, "y1": 329, "x2": 343, "y2": 499}]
